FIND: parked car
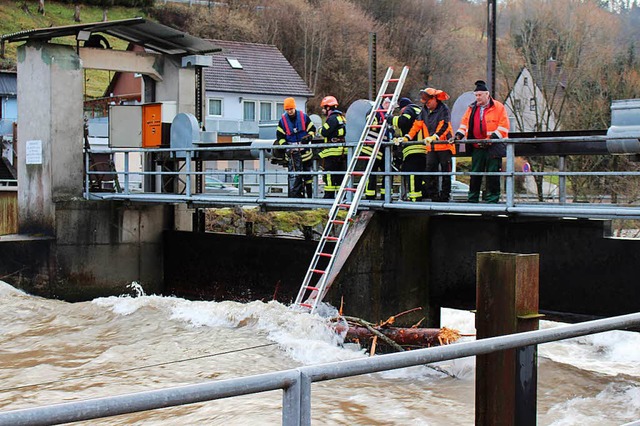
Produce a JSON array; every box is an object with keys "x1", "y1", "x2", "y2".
[{"x1": 205, "y1": 176, "x2": 247, "y2": 195}]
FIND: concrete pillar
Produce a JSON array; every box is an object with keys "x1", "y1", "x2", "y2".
[
  {"x1": 155, "y1": 56, "x2": 196, "y2": 115},
  {"x1": 17, "y1": 42, "x2": 83, "y2": 235},
  {"x1": 475, "y1": 251, "x2": 540, "y2": 426}
]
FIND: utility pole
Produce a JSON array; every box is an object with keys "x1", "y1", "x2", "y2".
[
  {"x1": 368, "y1": 32, "x2": 377, "y2": 101},
  {"x1": 487, "y1": 0, "x2": 497, "y2": 95}
]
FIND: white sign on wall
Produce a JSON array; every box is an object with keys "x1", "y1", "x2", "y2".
[{"x1": 25, "y1": 140, "x2": 43, "y2": 165}]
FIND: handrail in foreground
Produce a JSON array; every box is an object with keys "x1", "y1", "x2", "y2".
[{"x1": 1, "y1": 312, "x2": 639, "y2": 426}]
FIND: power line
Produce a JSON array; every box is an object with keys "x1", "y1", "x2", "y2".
[{"x1": 0, "y1": 342, "x2": 277, "y2": 393}]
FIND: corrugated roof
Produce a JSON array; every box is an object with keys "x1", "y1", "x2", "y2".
[
  {"x1": 204, "y1": 39, "x2": 313, "y2": 97},
  {"x1": 0, "y1": 18, "x2": 220, "y2": 56},
  {"x1": 0, "y1": 71, "x2": 16, "y2": 96}
]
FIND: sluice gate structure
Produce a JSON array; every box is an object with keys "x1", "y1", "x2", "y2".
[{"x1": 1, "y1": 20, "x2": 640, "y2": 326}]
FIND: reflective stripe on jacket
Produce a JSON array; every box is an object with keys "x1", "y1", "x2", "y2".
[
  {"x1": 457, "y1": 98, "x2": 509, "y2": 140},
  {"x1": 408, "y1": 102, "x2": 455, "y2": 154},
  {"x1": 319, "y1": 109, "x2": 347, "y2": 158}
]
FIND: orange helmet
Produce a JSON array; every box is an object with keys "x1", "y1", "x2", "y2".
[
  {"x1": 420, "y1": 87, "x2": 450, "y2": 101},
  {"x1": 283, "y1": 97, "x2": 296, "y2": 110},
  {"x1": 320, "y1": 95, "x2": 339, "y2": 107}
]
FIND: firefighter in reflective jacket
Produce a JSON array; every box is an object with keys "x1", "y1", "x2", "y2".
[
  {"x1": 455, "y1": 80, "x2": 510, "y2": 203},
  {"x1": 276, "y1": 97, "x2": 316, "y2": 198},
  {"x1": 362, "y1": 98, "x2": 393, "y2": 200},
  {"x1": 395, "y1": 97, "x2": 426, "y2": 201},
  {"x1": 407, "y1": 87, "x2": 455, "y2": 202},
  {"x1": 318, "y1": 95, "x2": 347, "y2": 199}
]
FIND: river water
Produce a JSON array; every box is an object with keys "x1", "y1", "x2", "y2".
[{"x1": 1, "y1": 280, "x2": 639, "y2": 425}]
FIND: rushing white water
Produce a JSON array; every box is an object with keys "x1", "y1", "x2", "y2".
[{"x1": 1, "y1": 280, "x2": 639, "y2": 425}]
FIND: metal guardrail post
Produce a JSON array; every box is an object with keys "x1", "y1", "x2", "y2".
[
  {"x1": 299, "y1": 371, "x2": 312, "y2": 426},
  {"x1": 259, "y1": 149, "x2": 266, "y2": 199},
  {"x1": 282, "y1": 372, "x2": 301, "y2": 426},
  {"x1": 185, "y1": 151, "x2": 192, "y2": 198},
  {"x1": 124, "y1": 152, "x2": 130, "y2": 195},
  {"x1": 238, "y1": 160, "x2": 244, "y2": 196},
  {"x1": 384, "y1": 144, "x2": 392, "y2": 204},
  {"x1": 558, "y1": 155, "x2": 567, "y2": 204},
  {"x1": 84, "y1": 150, "x2": 89, "y2": 198},
  {"x1": 505, "y1": 142, "x2": 515, "y2": 207}
]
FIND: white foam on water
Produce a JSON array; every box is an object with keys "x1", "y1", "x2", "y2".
[
  {"x1": 545, "y1": 383, "x2": 640, "y2": 425},
  {"x1": 92, "y1": 294, "x2": 366, "y2": 365}
]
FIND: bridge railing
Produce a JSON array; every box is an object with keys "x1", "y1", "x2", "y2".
[
  {"x1": 0, "y1": 311, "x2": 639, "y2": 425},
  {"x1": 83, "y1": 135, "x2": 640, "y2": 218}
]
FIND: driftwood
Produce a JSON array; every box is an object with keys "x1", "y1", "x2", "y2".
[{"x1": 334, "y1": 306, "x2": 464, "y2": 351}]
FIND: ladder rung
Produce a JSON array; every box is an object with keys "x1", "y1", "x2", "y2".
[
  {"x1": 299, "y1": 303, "x2": 312, "y2": 308},
  {"x1": 318, "y1": 252, "x2": 333, "y2": 257},
  {"x1": 363, "y1": 140, "x2": 376, "y2": 145},
  {"x1": 382, "y1": 94, "x2": 393, "y2": 97},
  {"x1": 306, "y1": 286, "x2": 319, "y2": 291},
  {"x1": 311, "y1": 269, "x2": 326, "y2": 275},
  {"x1": 369, "y1": 124, "x2": 382, "y2": 129},
  {"x1": 387, "y1": 78, "x2": 399, "y2": 82},
  {"x1": 331, "y1": 219, "x2": 348, "y2": 225},
  {"x1": 351, "y1": 171, "x2": 364, "y2": 176},
  {"x1": 325, "y1": 236, "x2": 339, "y2": 241},
  {"x1": 344, "y1": 187, "x2": 357, "y2": 192},
  {"x1": 338, "y1": 203, "x2": 351, "y2": 208},
  {"x1": 357, "y1": 156, "x2": 370, "y2": 160}
]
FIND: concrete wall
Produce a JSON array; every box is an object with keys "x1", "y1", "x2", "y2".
[
  {"x1": 165, "y1": 212, "x2": 432, "y2": 326},
  {"x1": 164, "y1": 213, "x2": 640, "y2": 324},
  {"x1": 0, "y1": 200, "x2": 172, "y2": 301},
  {"x1": 17, "y1": 42, "x2": 84, "y2": 235}
]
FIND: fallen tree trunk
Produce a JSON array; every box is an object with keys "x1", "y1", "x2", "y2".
[{"x1": 347, "y1": 325, "x2": 446, "y2": 347}]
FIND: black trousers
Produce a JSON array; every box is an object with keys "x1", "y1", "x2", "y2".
[{"x1": 425, "y1": 150, "x2": 452, "y2": 201}]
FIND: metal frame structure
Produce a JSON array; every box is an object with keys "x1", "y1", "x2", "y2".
[
  {"x1": 85, "y1": 135, "x2": 640, "y2": 220},
  {"x1": 0, "y1": 312, "x2": 639, "y2": 425}
]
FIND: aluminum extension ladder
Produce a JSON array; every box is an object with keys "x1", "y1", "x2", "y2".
[{"x1": 293, "y1": 66, "x2": 409, "y2": 313}]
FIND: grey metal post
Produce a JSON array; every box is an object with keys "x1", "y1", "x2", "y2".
[
  {"x1": 185, "y1": 151, "x2": 192, "y2": 198},
  {"x1": 384, "y1": 144, "x2": 392, "y2": 204},
  {"x1": 282, "y1": 372, "x2": 301, "y2": 426},
  {"x1": 345, "y1": 144, "x2": 353, "y2": 203},
  {"x1": 259, "y1": 149, "x2": 266, "y2": 199},
  {"x1": 84, "y1": 150, "x2": 89, "y2": 198},
  {"x1": 299, "y1": 371, "x2": 312, "y2": 426},
  {"x1": 238, "y1": 160, "x2": 244, "y2": 196},
  {"x1": 506, "y1": 142, "x2": 515, "y2": 207},
  {"x1": 558, "y1": 155, "x2": 566, "y2": 204},
  {"x1": 124, "y1": 152, "x2": 130, "y2": 195},
  {"x1": 313, "y1": 159, "x2": 319, "y2": 198}
]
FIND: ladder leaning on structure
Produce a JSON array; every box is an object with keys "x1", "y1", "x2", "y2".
[{"x1": 293, "y1": 66, "x2": 410, "y2": 314}]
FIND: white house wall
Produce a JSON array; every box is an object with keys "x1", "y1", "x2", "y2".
[
  {"x1": 504, "y1": 68, "x2": 557, "y2": 132},
  {"x1": 204, "y1": 91, "x2": 309, "y2": 135}
]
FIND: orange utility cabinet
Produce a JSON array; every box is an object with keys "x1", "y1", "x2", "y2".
[{"x1": 142, "y1": 103, "x2": 162, "y2": 148}]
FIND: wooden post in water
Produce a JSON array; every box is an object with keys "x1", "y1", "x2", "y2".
[{"x1": 475, "y1": 251, "x2": 541, "y2": 426}]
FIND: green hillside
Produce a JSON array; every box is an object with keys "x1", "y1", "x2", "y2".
[{"x1": 0, "y1": 0, "x2": 150, "y2": 97}]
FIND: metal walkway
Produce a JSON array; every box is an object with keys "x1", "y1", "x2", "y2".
[{"x1": 85, "y1": 135, "x2": 640, "y2": 220}]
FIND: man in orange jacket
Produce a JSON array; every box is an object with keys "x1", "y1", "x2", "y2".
[
  {"x1": 455, "y1": 80, "x2": 510, "y2": 203},
  {"x1": 407, "y1": 87, "x2": 455, "y2": 202}
]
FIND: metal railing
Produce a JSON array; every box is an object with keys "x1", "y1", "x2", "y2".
[
  {"x1": 83, "y1": 135, "x2": 640, "y2": 219},
  {"x1": 1, "y1": 311, "x2": 639, "y2": 425}
]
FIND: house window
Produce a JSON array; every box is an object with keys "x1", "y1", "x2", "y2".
[
  {"x1": 529, "y1": 98, "x2": 536, "y2": 111},
  {"x1": 276, "y1": 102, "x2": 285, "y2": 115},
  {"x1": 524, "y1": 77, "x2": 529, "y2": 86},
  {"x1": 207, "y1": 98, "x2": 222, "y2": 116},
  {"x1": 226, "y1": 58, "x2": 243, "y2": 69},
  {"x1": 513, "y1": 99, "x2": 522, "y2": 112},
  {"x1": 260, "y1": 102, "x2": 273, "y2": 121},
  {"x1": 243, "y1": 100, "x2": 256, "y2": 121}
]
